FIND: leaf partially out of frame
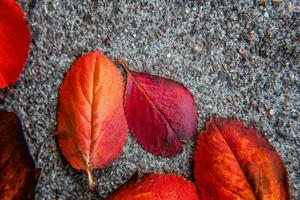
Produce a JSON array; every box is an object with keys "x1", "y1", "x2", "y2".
[
  {"x1": 0, "y1": 110, "x2": 40, "y2": 200},
  {"x1": 194, "y1": 117, "x2": 290, "y2": 200}
]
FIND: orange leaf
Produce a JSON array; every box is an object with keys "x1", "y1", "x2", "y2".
[
  {"x1": 57, "y1": 51, "x2": 128, "y2": 190},
  {"x1": 106, "y1": 173, "x2": 200, "y2": 200},
  {"x1": 0, "y1": 110, "x2": 40, "y2": 200},
  {"x1": 194, "y1": 117, "x2": 290, "y2": 200},
  {"x1": 0, "y1": 0, "x2": 31, "y2": 88}
]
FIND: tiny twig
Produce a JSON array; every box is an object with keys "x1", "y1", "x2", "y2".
[{"x1": 37, "y1": 133, "x2": 55, "y2": 168}]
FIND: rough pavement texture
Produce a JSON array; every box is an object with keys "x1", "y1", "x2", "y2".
[{"x1": 0, "y1": 0, "x2": 299, "y2": 199}]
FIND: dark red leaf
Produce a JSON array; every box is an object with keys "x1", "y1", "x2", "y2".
[
  {"x1": 194, "y1": 117, "x2": 290, "y2": 200},
  {"x1": 116, "y1": 58, "x2": 198, "y2": 157},
  {"x1": 106, "y1": 173, "x2": 200, "y2": 200},
  {"x1": 0, "y1": 110, "x2": 40, "y2": 200},
  {"x1": 0, "y1": 0, "x2": 31, "y2": 88}
]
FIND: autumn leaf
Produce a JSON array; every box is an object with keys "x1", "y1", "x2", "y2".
[
  {"x1": 106, "y1": 173, "x2": 200, "y2": 200},
  {"x1": 0, "y1": 110, "x2": 40, "y2": 200},
  {"x1": 0, "y1": 0, "x2": 31, "y2": 89},
  {"x1": 57, "y1": 51, "x2": 128, "y2": 191},
  {"x1": 116, "y1": 58, "x2": 198, "y2": 157},
  {"x1": 194, "y1": 117, "x2": 290, "y2": 200}
]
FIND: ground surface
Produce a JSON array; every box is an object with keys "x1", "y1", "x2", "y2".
[{"x1": 0, "y1": 0, "x2": 299, "y2": 199}]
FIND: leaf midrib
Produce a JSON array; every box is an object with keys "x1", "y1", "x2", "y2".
[
  {"x1": 88, "y1": 55, "x2": 99, "y2": 170},
  {"x1": 126, "y1": 69, "x2": 179, "y2": 143},
  {"x1": 214, "y1": 122, "x2": 257, "y2": 199}
]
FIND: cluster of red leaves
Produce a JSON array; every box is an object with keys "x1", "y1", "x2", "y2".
[
  {"x1": 0, "y1": 1, "x2": 39, "y2": 200},
  {"x1": 0, "y1": 1, "x2": 291, "y2": 199},
  {"x1": 104, "y1": 118, "x2": 290, "y2": 199},
  {"x1": 56, "y1": 51, "x2": 290, "y2": 199},
  {"x1": 56, "y1": 51, "x2": 198, "y2": 191}
]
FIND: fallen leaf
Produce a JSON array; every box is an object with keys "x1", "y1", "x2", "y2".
[
  {"x1": 106, "y1": 173, "x2": 200, "y2": 200},
  {"x1": 0, "y1": 110, "x2": 40, "y2": 200},
  {"x1": 194, "y1": 117, "x2": 290, "y2": 200},
  {"x1": 116, "y1": 58, "x2": 198, "y2": 157},
  {"x1": 57, "y1": 51, "x2": 128, "y2": 190},
  {"x1": 0, "y1": 0, "x2": 31, "y2": 88}
]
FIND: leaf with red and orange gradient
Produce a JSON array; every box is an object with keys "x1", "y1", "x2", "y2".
[
  {"x1": 57, "y1": 51, "x2": 128, "y2": 190},
  {"x1": 116, "y1": 59, "x2": 198, "y2": 157},
  {"x1": 106, "y1": 173, "x2": 200, "y2": 200},
  {"x1": 0, "y1": 110, "x2": 40, "y2": 200},
  {"x1": 0, "y1": 0, "x2": 31, "y2": 88},
  {"x1": 194, "y1": 117, "x2": 290, "y2": 200}
]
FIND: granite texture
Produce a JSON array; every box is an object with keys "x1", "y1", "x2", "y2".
[{"x1": 0, "y1": 0, "x2": 299, "y2": 199}]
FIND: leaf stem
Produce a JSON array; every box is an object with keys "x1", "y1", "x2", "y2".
[
  {"x1": 115, "y1": 57, "x2": 132, "y2": 74},
  {"x1": 87, "y1": 169, "x2": 95, "y2": 191},
  {"x1": 115, "y1": 58, "x2": 144, "y2": 94},
  {"x1": 115, "y1": 58, "x2": 152, "y2": 104}
]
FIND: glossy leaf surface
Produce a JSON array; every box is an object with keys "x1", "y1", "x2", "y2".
[
  {"x1": 57, "y1": 51, "x2": 128, "y2": 190},
  {"x1": 194, "y1": 117, "x2": 290, "y2": 200},
  {"x1": 0, "y1": 110, "x2": 40, "y2": 200},
  {"x1": 0, "y1": 0, "x2": 31, "y2": 88},
  {"x1": 106, "y1": 173, "x2": 200, "y2": 200},
  {"x1": 117, "y1": 59, "x2": 198, "y2": 157}
]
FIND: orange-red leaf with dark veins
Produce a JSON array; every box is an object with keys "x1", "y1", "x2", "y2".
[
  {"x1": 117, "y1": 59, "x2": 198, "y2": 157},
  {"x1": 0, "y1": 110, "x2": 40, "y2": 200},
  {"x1": 0, "y1": 0, "x2": 31, "y2": 88},
  {"x1": 194, "y1": 117, "x2": 290, "y2": 200},
  {"x1": 106, "y1": 173, "x2": 200, "y2": 200},
  {"x1": 57, "y1": 51, "x2": 128, "y2": 190}
]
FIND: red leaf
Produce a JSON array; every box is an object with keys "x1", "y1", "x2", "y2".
[
  {"x1": 0, "y1": 110, "x2": 40, "y2": 200},
  {"x1": 194, "y1": 117, "x2": 290, "y2": 200},
  {"x1": 57, "y1": 51, "x2": 128, "y2": 190},
  {"x1": 106, "y1": 173, "x2": 200, "y2": 200},
  {"x1": 0, "y1": 0, "x2": 31, "y2": 88},
  {"x1": 116, "y1": 59, "x2": 198, "y2": 157}
]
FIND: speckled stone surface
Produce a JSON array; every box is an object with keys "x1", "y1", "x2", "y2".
[{"x1": 0, "y1": 0, "x2": 299, "y2": 199}]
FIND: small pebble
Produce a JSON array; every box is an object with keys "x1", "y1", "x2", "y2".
[
  {"x1": 272, "y1": 0, "x2": 283, "y2": 7},
  {"x1": 259, "y1": 0, "x2": 266, "y2": 7},
  {"x1": 193, "y1": 46, "x2": 203, "y2": 54},
  {"x1": 269, "y1": 109, "x2": 275, "y2": 116}
]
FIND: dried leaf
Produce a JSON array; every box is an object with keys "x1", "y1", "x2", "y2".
[
  {"x1": 57, "y1": 51, "x2": 128, "y2": 190},
  {"x1": 116, "y1": 59, "x2": 198, "y2": 157},
  {"x1": 0, "y1": 0, "x2": 31, "y2": 88},
  {"x1": 106, "y1": 173, "x2": 200, "y2": 200},
  {"x1": 194, "y1": 117, "x2": 290, "y2": 200},
  {"x1": 0, "y1": 110, "x2": 40, "y2": 200}
]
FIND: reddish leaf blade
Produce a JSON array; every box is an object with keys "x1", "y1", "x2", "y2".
[
  {"x1": 57, "y1": 51, "x2": 128, "y2": 190},
  {"x1": 117, "y1": 59, "x2": 198, "y2": 157},
  {"x1": 0, "y1": 110, "x2": 40, "y2": 200},
  {"x1": 0, "y1": 0, "x2": 31, "y2": 88},
  {"x1": 194, "y1": 117, "x2": 290, "y2": 200},
  {"x1": 106, "y1": 173, "x2": 200, "y2": 200}
]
